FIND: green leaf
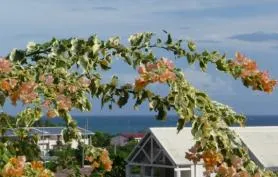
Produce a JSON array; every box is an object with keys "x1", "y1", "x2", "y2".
[
  {"x1": 101, "y1": 94, "x2": 111, "y2": 108},
  {"x1": 156, "y1": 105, "x2": 167, "y2": 120},
  {"x1": 9, "y1": 49, "x2": 26, "y2": 63},
  {"x1": 216, "y1": 58, "x2": 228, "y2": 71},
  {"x1": 177, "y1": 118, "x2": 186, "y2": 132},
  {"x1": 199, "y1": 59, "x2": 207, "y2": 71},
  {"x1": 0, "y1": 92, "x2": 5, "y2": 107},
  {"x1": 188, "y1": 41, "x2": 196, "y2": 52},
  {"x1": 186, "y1": 53, "x2": 195, "y2": 65},
  {"x1": 166, "y1": 34, "x2": 173, "y2": 45},
  {"x1": 117, "y1": 92, "x2": 129, "y2": 108},
  {"x1": 99, "y1": 60, "x2": 111, "y2": 70},
  {"x1": 110, "y1": 76, "x2": 118, "y2": 88}
]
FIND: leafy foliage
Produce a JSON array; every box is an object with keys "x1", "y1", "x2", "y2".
[
  {"x1": 0, "y1": 32, "x2": 277, "y2": 176},
  {"x1": 91, "y1": 132, "x2": 112, "y2": 148}
]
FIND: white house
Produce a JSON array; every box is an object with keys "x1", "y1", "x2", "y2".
[
  {"x1": 126, "y1": 127, "x2": 278, "y2": 177},
  {"x1": 4, "y1": 127, "x2": 94, "y2": 156}
]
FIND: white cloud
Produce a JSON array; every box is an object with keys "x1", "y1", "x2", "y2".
[{"x1": 184, "y1": 68, "x2": 235, "y2": 96}]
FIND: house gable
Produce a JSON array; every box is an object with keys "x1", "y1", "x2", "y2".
[{"x1": 127, "y1": 131, "x2": 176, "y2": 168}]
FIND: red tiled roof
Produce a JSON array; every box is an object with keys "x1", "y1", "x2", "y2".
[{"x1": 121, "y1": 133, "x2": 145, "y2": 139}]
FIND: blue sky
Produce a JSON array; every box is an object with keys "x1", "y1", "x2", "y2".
[{"x1": 0, "y1": 0, "x2": 278, "y2": 116}]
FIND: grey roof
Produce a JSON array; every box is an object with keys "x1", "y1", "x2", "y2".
[
  {"x1": 232, "y1": 126, "x2": 278, "y2": 171},
  {"x1": 148, "y1": 127, "x2": 278, "y2": 169},
  {"x1": 3, "y1": 127, "x2": 94, "y2": 137}
]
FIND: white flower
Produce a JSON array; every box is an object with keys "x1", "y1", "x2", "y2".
[{"x1": 26, "y1": 41, "x2": 37, "y2": 52}]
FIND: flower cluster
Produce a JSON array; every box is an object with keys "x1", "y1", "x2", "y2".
[
  {"x1": 1, "y1": 156, "x2": 53, "y2": 177},
  {"x1": 202, "y1": 150, "x2": 224, "y2": 174},
  {"x1": 78, "y1": 76, "x2": 91, "y2": 88},
  {"x1": 231, "y1": 52, "x2": 277, "y2": 93},
  {"x1": 135, "y1": 57, "x2": 176, "y2": 90},
  {"x1": 186, "y1": 145, "x2": 263, "y2": 177},
  {"x1": 57, "y1": 94, "x2": 72, "y2": 112},
  {"x1": 39, "y1": 74, "x2": 54, "y2": 86},
  {"x1": 18, "y1": 81, "x2": 39, "y2": 104},
  {"x1": 0, "y1": 78, "x2": 39, "y2": 105},
  {"x1": 0, "y1": 57, "x2": 12, "y2": 73},
  {"x1": 185, "y1": 143, "x2": 201, "y2": 164},
  {"x1": 2, "y1": 156, "x2": 25, "y2": 177},
  {"x1": 1, "y1": 78, "x2": 18, "y2": 92},
  {"x1": 39, "y1": 74, "x2": 91, "y2": 117},
  {"x1": 85, "y1": 148, "x2": 113, "y2": 174}
]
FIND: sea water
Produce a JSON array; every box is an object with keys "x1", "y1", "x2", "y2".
[{"x1": 45, "y1": 115, "x2": 278, "y2": 134}]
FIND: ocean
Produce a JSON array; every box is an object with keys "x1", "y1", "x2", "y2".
[{"x1": 46, "y1": 115, "x2": 278, "y2": 134}]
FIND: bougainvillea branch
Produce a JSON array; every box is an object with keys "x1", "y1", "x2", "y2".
[{"x1": 0, "y1": 32, "x2": 277, "y2": 176}]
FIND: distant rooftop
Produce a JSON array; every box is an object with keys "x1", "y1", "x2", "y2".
[
  {"x1": 3, "y1": 127, "x2": 94, "y2": 137},
  {"x1": 121, "y1": 133, "x2": 145, "y2": 139}
]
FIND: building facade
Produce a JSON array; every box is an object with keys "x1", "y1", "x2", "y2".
[
  {"x1": 126, "y1": 127, "x2": 278, "y2": 177},
  {"x1": 4, "y1": 127, "x2": 94, "y2": 157}
]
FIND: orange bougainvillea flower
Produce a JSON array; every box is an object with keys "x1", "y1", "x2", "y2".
[
  {"x1": 231, "y1": 155, "x2": 243, "y2": 170},
  {"x1": 45, "y1": 75, "x2": 54, "y2": 85},
  {"x1": 134, "y1": 58, "x2": 176, "y2": 90},
  {"x1": 216, "y1": 163, "x2": 229, "y2": 175},
  {"x1": 238, "y1": 170, "x2": 249, "y2": 177},
  {"x1": 1, "y1": 80, "x2": 11, "y2": 91},
  {"x1": 146, "y1": 63, "x2": 158, "y2": 72},
  {"x1": 10, "y1": 91, "x2": 20, "y2": 105},
  {"x1": 46, "y1": 109, "x2": 57, "y2": 118},
  {"x1": 99, "y1": 149, "x2": 113, "y2": 172},
  {"x1": 0, "y1": 58, "x2": 12, "y2": 73},
  {"x1": 78, "y1": 76, "x2": 91, "y2": 88},
  {"x1": 68, "y1": 85, "x2": 78, "y2": 93},
  {"x1": 57, "y1": 94, "x2": 72, "y2": 111},
  {"x1": 18, "y1": 81, "x2": 39, "y2": 104},
  {"x1": 231, "y1": 52, "x2": 277, "y2": 93},
  {"x1": 202, "y1": 150, "x2": 223, "y2": 172},
  {"x1": 134, "y1": 78, "x2": 148, "y2": 91},
  {"x1": 91, "y1": 161, "x2": 100, "y2": 170},
  {"x1": 103, "y1": 160, "x2": 113, "y2": 172},
  {"x1": 31, "y1": 161, "x2": 44, "y2": 171},
  {"x1": 138, "y1": 65, "x2": 147, "y2": 74},
  {"x1": 85, "y1": 155, "x2": 94, "y2": 162},
  {"x1": 2, "y1": 156, "x2": 26, "y2": 177}
]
